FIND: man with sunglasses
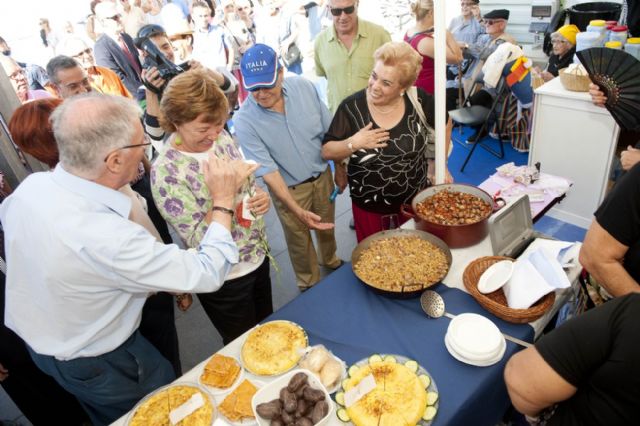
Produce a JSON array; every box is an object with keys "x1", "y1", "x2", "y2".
[
  {"x1": 93, "y1": 1, "x2": 143, "y2": 97},
  {"x1": 0, "y1": 93, "x2": 259, "y2": 425},
  {"x1": 57, "y1": 37, "x2": 133, "y2": 98}
]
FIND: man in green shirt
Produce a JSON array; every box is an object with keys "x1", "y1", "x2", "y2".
[
  {"x1": 314, "y1": 0, "x2": 391, "y2": 114},
  {"x1": 314, "y1": 0, "x2": 390, "y2": 193}
]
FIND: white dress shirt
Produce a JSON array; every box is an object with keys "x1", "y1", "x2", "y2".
[{"x1": 0, "y1": 165, "x2": 238, "y2": 360}]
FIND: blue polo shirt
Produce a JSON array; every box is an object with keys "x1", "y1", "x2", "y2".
[{"x1": 234, "y1": 76, "x2": 332, "y2": 187}]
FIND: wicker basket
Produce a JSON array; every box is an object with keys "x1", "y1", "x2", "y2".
[
  {"x1": 558, "y1": 67, "x2": 591, "y2": 92},
  {"x1": 462, "y1": 256, "x2": 555, "y2": 324}
]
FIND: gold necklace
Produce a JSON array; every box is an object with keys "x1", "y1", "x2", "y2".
[{"x1": 367, "y1": 95, "x2": 403, "y2": 115}]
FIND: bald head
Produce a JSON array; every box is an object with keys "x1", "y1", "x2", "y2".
[
  {"x1": 1, "y1": 54, "x2": 29, "y2": 102},
  {"x1": 51, "y1": 93, "x2": 142, "y2": 178}
]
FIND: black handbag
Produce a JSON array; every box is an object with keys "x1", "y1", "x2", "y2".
[{"x1": 283, "y1": 43, "x2": 302, "y2": 67}]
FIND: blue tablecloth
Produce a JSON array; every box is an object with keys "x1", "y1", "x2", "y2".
[{"x1": 267, "y1": 263, "x2": 535, "y2": 426}]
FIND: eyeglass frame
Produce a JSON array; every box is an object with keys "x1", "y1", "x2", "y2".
[
  {"x1": 104, "y1": 14, "x2": 121, "y2": 22},
  {"x1": 103, "y1": 138, "x2": 152, "y2": 162},
  {"x1": 550, "y1": 38, "x2": 569, "y2": 44},
  {"x1": 8, "y1": 68, "x2": 26, "y2": 83},
  {"x1": 329, "y1": 5, "x2": 356, "y2": 16},
  {"x1": 72, "y1": 48, "x2": 93, "y2": 60}
]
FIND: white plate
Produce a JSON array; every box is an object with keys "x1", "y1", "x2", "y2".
[
  {"x1": 198, "y1": 355, "x2": 245, "y2": 395},
  {"x1": 251, "y1": 369, "x2": 333, "y2": 426},
  {"x1": 444, "y1": 332, "x2": 506, "y2": 367},
  {"x1": 477, "y1": 260, "x2": 514, "y2": 294},
  {"x1": 218, "y1": 379, "x2": 266, "y2": 426},
  {"x1": 448, "y1": 313, "x2": 504, "y2": 358}
]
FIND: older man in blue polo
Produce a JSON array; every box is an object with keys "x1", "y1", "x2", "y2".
[{"x1": 234, "y1": 43, "x2": 342, "y2": 290}]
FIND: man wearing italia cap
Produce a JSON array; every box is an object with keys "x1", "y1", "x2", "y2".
[{"x1": 234, "y1": 44, "x2": 342, "y2": 290}]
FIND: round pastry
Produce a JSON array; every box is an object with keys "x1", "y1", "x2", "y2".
[
  {"x1": 343, "y1": 359, "x2": 427, "y2": 426},
  {"x1": 241, "y1": 320, "x2": 308, "y2": 375}
]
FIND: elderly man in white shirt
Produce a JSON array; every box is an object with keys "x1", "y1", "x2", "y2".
[{"x1": 0, "y1": 93, "x2": 258, "y2": 426}]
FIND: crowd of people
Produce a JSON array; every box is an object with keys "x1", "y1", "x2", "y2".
[{"x1": 2, "y1": 1, "x2": 640, "y2": 425}]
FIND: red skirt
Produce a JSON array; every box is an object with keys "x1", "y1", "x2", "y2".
[{"x1": 352, "y1": 202, "x2": 410, "y2": 242}]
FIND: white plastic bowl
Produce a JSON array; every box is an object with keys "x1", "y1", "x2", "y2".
[
  {"x1": 251, "y1": 369, "x2": 333, "y2": 426},
  {"x1": 477, "y1": 260, "x2": 514, "y2": 294}
]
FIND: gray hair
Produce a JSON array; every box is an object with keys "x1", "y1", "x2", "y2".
[
  {"x1": 51, "y1": 93, "x2": 142, "y2": 176},
  {"x1": 46, "y1": 55, "x2": 82, "y2": 84}
]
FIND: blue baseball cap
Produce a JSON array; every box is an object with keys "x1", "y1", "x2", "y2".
[{"x1": 240, "y1": 43, "x2": 281, "y2": 90}]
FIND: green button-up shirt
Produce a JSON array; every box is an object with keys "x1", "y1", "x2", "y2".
[{"x1": 314, "y1": 19, "x2": 391, "y2": 113}]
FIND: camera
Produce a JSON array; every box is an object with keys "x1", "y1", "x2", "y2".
[{"x1": 135, "y1": 24, "x2": 189, "y2": 95}]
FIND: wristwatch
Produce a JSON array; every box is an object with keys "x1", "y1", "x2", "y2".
[{"x1": 211, "y1": 205, "x2": 234, "y2": 216}]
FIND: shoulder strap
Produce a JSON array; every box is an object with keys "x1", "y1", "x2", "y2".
[{"x1": 407, "y1": 86, "x2": 428, "y2": 129}]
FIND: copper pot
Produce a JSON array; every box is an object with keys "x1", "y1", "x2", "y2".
[{"x1": 401, "y1": 184, "x2": 500, "y2": 249}]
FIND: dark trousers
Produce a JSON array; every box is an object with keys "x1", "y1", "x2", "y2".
[
  {"x1": 27, "y1": 331, "x2": 175, "y2": 426},
  {"x1": 139, "y1": 292, "x2": 182, "y2": 377},
  {"x1": 198, "y1": 258, "x2": 273, "y2": 345}
]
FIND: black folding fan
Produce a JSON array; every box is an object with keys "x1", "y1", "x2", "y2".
[{"x1": 577, "y1": 48, "x2": 640, "y2": 131}]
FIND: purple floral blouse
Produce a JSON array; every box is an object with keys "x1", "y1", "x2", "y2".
[{"x1": 150, "y1": 131, "x2": 267, "y2": 264}]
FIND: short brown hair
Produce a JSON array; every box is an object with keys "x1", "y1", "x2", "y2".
[
  {"x1": 8, "y1": 98, "x2": 63, "y2": 168},
  {"x1": 159, "y1": 69, "x2": 229, "y2": 133},
  {"x1": 373, "y1": 41, "x2": 423, "y2": 89}
]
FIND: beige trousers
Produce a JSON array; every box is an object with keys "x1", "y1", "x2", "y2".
[{"x1": 271, "y1": 167, "x2": 340, "y2": 289}]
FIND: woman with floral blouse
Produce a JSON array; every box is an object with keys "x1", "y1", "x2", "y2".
[{"x1": 151, "y1": 69, "x2": 273, "y2": 344}]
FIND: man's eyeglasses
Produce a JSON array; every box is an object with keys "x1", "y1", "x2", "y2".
[
  {"x1": 72, "y1": 48, "x2": 92, "y2": 59},
  {"x1": 8, "y1": 68, "x2": 26, "y2": 82},
  {"x1": 103, "y1": 139, "x2": 152, "y2": 162},
  {"x1": 329, "y1": 5, "x2": 356, "y2": 16}
]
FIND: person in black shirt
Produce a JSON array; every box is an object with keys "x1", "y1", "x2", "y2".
[
  {"x1": 533, "y1": 24, "x2": 578, "y2": 83},
  {"x1": 622, "y1": 0, "x2": 640, "y2": 37},
  {"x1": 579, "y1": 163, "x2": 640, "y2": 296},
  {"x1": 504, "y1": 293, "x2": 640, "y2": 425}
]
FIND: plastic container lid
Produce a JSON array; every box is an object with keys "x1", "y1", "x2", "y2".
[
  {"x1": 605, "y1": 40, "x2": 623, "y2": 48},
  {"x1": 606, "y1": 24, "x2": 616, "y2": 30},
  {"x1": 605, "y1": 20, "x2": 618, "y2": 25},
  {"x1": 611, "y1": 25, "x2": 628, "y2": 32},
  {"x1": 627, "y1": 37, "x2": 640, "y2": 44},
  {"x1": 589, "y1": 19, "x2": 606, "y2": 26}
]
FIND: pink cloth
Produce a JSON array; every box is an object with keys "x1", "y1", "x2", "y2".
[
  {"x1": 352, "y1": 202, "x2": 411, "y2": 242},
  {"x1": 405, "y1": 32, "x2": 435, "y2": 94},
  {"x1": 26, "y1": 89, "x2": 52, "y2": 101}
]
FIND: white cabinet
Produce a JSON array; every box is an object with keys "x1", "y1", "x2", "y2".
[{"x1": 528, "y1": 77, "x2": 620, "y2": 229}]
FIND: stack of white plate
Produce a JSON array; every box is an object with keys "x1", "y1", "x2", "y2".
[{"x1": 444, "y1": 313, "x2": 506, "y2": 367}]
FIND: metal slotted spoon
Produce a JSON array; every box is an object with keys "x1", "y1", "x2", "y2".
[{"x1": 420, "y1": 290, "x2": 532, "y2": 348}]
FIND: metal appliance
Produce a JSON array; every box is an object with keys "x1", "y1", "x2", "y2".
[{"x1": 529, "y1": 0, "x2": 560, "y2": 48}]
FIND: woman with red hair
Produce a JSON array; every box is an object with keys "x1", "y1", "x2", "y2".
[{"x1": 8, "y1": 98, "x2": 62, "y2": 167}]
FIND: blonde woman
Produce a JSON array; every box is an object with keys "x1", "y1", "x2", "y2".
[
  {"x1": 404, "y1": 0, "x2": 462, "y2": 95},
  {"x1": 322, "y1": 41, "x2": 452, "y2": 241}
]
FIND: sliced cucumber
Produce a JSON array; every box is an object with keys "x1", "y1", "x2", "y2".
[
  {"x1": 422, "y1": 406, "x2": 437, "y2": 422},
  {"x1": 419, "y1": 374, "x2": 431, "y2": 389},
  {"x1": 426, "y1": 391, "x2": 439, "y2": 406},
  {"x1": 368, "y1": 354, "x2": 383, "y2": 364},
  {"x1": 383, "y1": 355, "x2": 397, "y2": 363},
  {"x1": 335, "y1": 391, "x2": 345, "y2": 406},
  {"x1": 337, "y1": 408, "x2": 351, "y2": 422},
  {"x1": 348, "y1": 365, "x2": 360, "y2": 377},
  {"x1": 404, "y1": 359, "x2": 419, "y2": 373},
  {"x1": 342, "y1": 378, "x2": 351, "y2": 390}
]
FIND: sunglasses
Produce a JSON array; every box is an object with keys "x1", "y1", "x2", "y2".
[
  {"x1": 103, "y1": 139, "x2": 152, "y2": 162},
  {"x1": 105, "y1": 14, "x2": 121, "y2": 22},
  {"x1": 484, "y1": 19, "x2": 503, "y2": 26},
  {"x1": 330, "y1": 5, "x2": 355, "y2": 16}
]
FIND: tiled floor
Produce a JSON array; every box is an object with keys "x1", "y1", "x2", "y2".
[{"x1": 0, "y1": 141, "x2": 586, "y2": 424}]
